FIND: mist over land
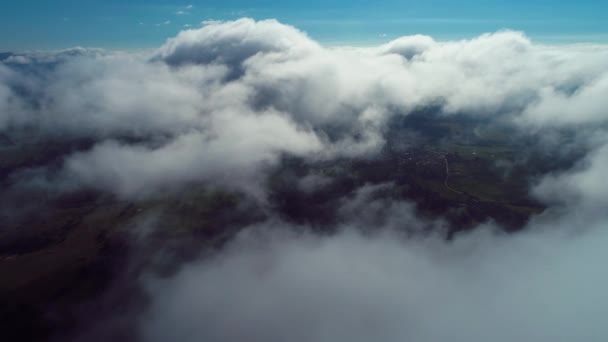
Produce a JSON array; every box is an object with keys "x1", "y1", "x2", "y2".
[{"x1": 1, "y1": 18, "x2": 608, "y2": 342}]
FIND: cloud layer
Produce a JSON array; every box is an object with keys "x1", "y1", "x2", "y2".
[
  {"x1": 141, "y1": 222, "x2": 608, "y2": 342},
  {"x1": 2, "y1": 18, "x2": 608, "y2": 199},
  {"x1": 2, "y1": 19, "x2": 608, "y2": 341}
]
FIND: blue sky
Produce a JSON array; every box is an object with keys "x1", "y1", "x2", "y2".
[{"x1": 1, "y1": 0, "x2": 607, "y2": 50}]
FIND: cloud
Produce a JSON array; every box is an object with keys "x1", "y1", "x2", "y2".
[
  {"x1": 0, "y1": 64, "x2": 31, "y2": 129},
  {"x1": 0, "y1": 47, "x2": 106, "y2": 67},
  {"x1": 534, "y1": 143, "x2": 608, "y2": 213},
  {"x1": 380, "y1": 34, "x2": 437, "y2": 59},
  {"x1": 3, "y1": 55, "x2": 31, "y2": 64},
  {"x1": 140, "y1": 216, "x2": 608, "y2": 342},
  {"x1": 3, "y1": 18, "x2": 608, "y2": 342},
  {"x1": 35, "y1": 55, "x2": 219, "y2": 137},
  {"x1": 201, "y1": 19, "x2": 223, "y2": 25},
  {"x1": 135, "y1": 22, "x2": 608, "y2": 342},
  {"x1": 521, "y1": 73, "x2": 608, "y2": 127},
  {"x1": 153, "y1": 19, "x2": 319, "y2": 70},
  {"x1": 63, "y1": 108, "x2": 322, "y2": 198},
  {"x1": 137, "y1": 154, "x2": 608, "y2": 342},
  {"x1": 2, "y1": 18, "x2": 608, "y2": 200}
]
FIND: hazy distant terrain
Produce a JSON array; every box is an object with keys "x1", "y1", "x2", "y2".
[{"x1": 1, "y1": 18, "x2": 608, "y2": 342}]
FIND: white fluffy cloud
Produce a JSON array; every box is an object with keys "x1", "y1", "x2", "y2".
[
  {"x1": 522, "y1": 73, "x2": 608, "y2": 127},
  {"x1": 153, "y1": 18, "x2": 320, "y2": 69},
  {"x1": 64, "y1": 108, "x2": 321, "y2": 198},
  {"x1": 534, "y1": 143, "x2": 608, "y2": 213},
  {"x1": 141, "y1": 219, "x2": 608, "y2": 342},
  {"x1": 2, "y1": 18, "x2": 608, "y2": 199},
  {"x1": 380, "y1": 34, "x2": 438, "y2": 59}
]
